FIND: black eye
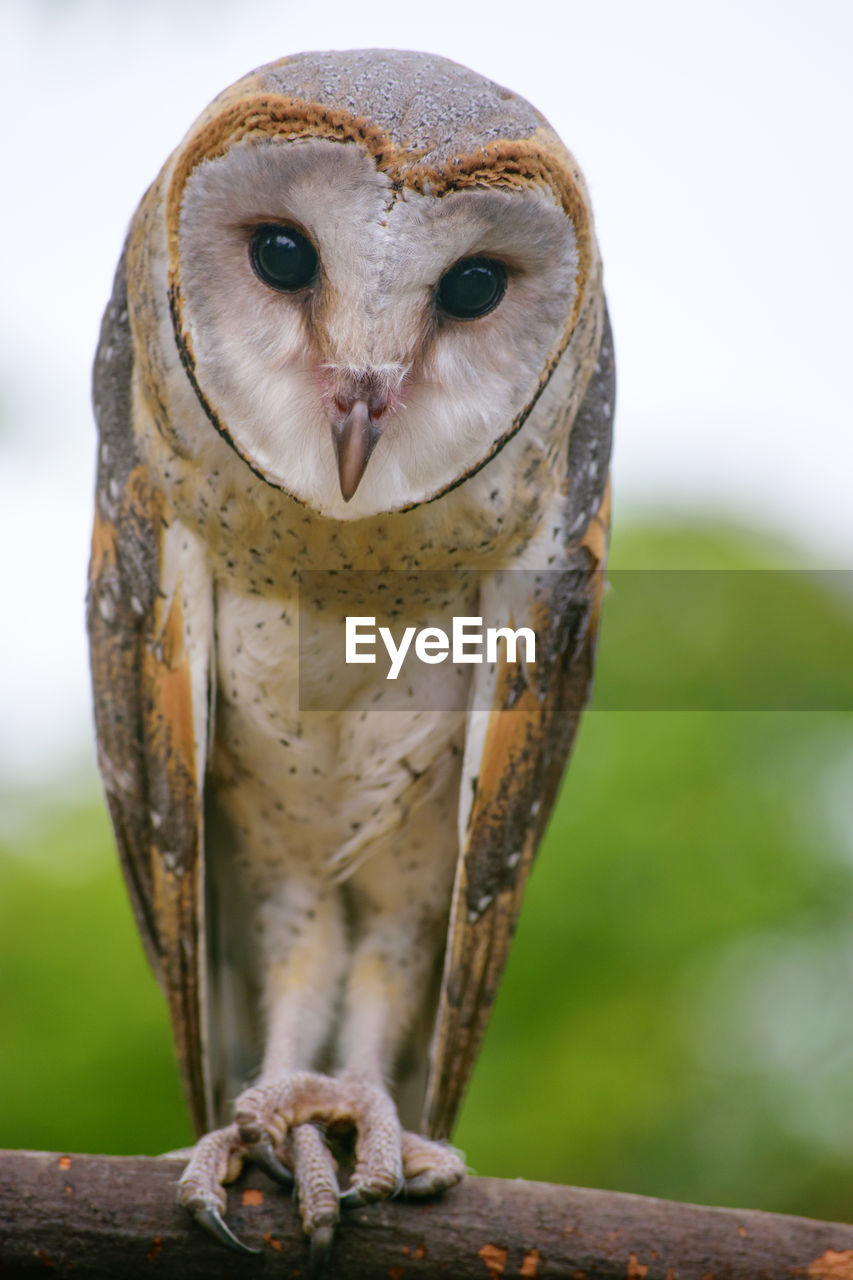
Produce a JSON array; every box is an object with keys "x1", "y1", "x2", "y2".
[
  {"x1": 250, "y1": 224, "x2": 318, "y2": 292},
  {"x1": 436, "y1": 256, "x2": 506, "y2": 319}
]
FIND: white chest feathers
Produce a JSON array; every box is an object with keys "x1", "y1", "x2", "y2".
[{"x1": 210, "y1": 578, "x2": 470, "y2": 891}]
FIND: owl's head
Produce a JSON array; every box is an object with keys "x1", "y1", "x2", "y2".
[{"x1": 160, "y1": 50, "x2": 597, "y2": 520}]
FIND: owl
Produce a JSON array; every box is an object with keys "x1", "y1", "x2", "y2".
[{"x1": 87, "y1": 49, "x2": 613, "y2": 1263}]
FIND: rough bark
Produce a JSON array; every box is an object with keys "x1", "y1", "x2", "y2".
[{"x1": 2, "y1": 1148, "x2": 853, "y2": 1278}]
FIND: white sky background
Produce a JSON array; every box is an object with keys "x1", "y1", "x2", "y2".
[{"x1": 0, "y1": 0, "x2": 851, "y2": 785}]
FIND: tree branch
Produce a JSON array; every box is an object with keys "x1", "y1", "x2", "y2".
[{"x1": 2, "y1": 1148, "x2": 852, "y2": 1278}]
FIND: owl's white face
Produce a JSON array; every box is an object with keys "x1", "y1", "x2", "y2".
[{"x1": 177, "y1": 137, "x2": 578, "y2": 520}]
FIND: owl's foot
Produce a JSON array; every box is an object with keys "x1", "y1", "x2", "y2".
[
  {"x1": 178, "y1": 1070, "x2": 465, "y2": 1268},
  {"x1": 398, "y1": 1129, "x2": 468, "y2": 1198},
  {"x1": 177, "y1": 1123, "x2": 263, "y2": 1256}
]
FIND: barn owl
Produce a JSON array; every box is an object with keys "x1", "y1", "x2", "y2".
[{"x1": 87, "y1": 48, "x2": 613, "y2": 1264}]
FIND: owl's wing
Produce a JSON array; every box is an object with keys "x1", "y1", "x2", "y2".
[
  {"x1": 87, "y1": 251, "x2": 216, "y2": 1135},
  {"x1": 422, "y1": 311, "x2": 614, "y2": 1139}
]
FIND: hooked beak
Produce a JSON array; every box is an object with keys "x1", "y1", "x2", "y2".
[
  {"x1": 331, "y1": 400, "x2": 383, "y2": 502},
  {"x1": 322, "y1": 365, "x2": 407, "y2": 502},
  {"x1": 330, "y1": 386, "x2": 394, "y2": 501}
]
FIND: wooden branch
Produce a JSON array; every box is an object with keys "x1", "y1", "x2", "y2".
[{"x1": 2, "y1": 1149, "x2": 853, "y2": 1278}]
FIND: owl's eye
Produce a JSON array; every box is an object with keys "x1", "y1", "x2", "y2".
[
  {"x1": 436, "y1": 257, "x2": 507, "y2": 320},
  {"x1": 250, "y1": 224, "x2": 318, "y2": 292}
]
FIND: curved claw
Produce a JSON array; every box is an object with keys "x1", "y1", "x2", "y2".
[
  {"x1": 309, "y1": 1222, "x2": 335, "y2": 1276},
  {"x1": 190, "y1": 1202, "x2": 261, "y2": 1255},
  {"x1": 250, "y1": 1138, "x2": 294, "y2": 1187},
  {"x1": 402, "y1": 1171, "x2": 449, "y2": 1197},
  {"x1": 339, "y1": 1184, "x2": 378, "y2": 1210}
]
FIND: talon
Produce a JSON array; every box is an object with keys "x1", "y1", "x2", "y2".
[
  {"x1": 309, "y1": 1221, "x2": 335, "y2": 1276},
  {"x1": 339, "y1": 1184, "x2": 375, "y2": 1209},
  {"x1": 403, "y1": 1171, "x2": 454, "y2": 1197},
  {"x1": 190, "y1": 1202, "x2": 261, "y2": 1255},
  {"x1": 250, "y1": 1138, "x2": 294, "y2": 1187}
]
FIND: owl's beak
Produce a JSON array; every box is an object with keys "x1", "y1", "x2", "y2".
[{"x1": 330, "y1": 398, "x2": 384, "y2": 502}]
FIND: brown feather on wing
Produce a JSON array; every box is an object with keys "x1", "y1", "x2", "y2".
[
  {"x1": 422, "y1": 531, "x2": 608, "y2": 1138},
  {"x1": 87, "y1": 255, "x2": 213, "y2": 1135},
  {"x1": 423, "y1": 310, "x2": 614, "y2": 1140}
]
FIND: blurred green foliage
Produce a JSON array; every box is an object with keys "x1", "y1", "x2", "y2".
[
  {"x1": 0, "y1": 801, "x2": 192, "y2": 1156},
  {"x1": 2, "y1": 518, "x2": 852, "y2": 1222}
]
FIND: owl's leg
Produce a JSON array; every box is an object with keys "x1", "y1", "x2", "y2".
[
  {"x1": 180, "y1": 852, "x2": 464, "y2": 1261},
  {"x1": 179, "y1": 881, "x2": 350, "y2": 1261},
  {"x1": 226, "y1": 905, "x2": 461, "y2": 1247},
  {"x1": 332, "y1": 864, "x2": 466, "y2": 1204}
]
